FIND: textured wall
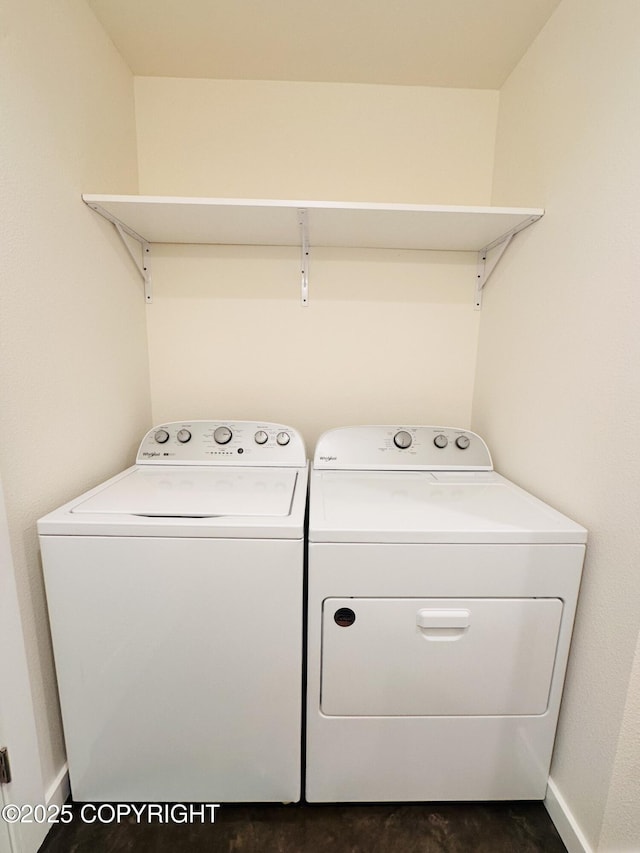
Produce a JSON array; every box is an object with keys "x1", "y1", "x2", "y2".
[
  {"x1": 472, "y1": 0, "x2": 640, "y2": 848},
  {"x1": 0, "y1": 0, "x2": 151, "y2": 788}
]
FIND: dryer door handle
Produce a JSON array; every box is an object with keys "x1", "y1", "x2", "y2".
[{"x1": 416, "y1": 608, "x2": 470, "y2": 631}]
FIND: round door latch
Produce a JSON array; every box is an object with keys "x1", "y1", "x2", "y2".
[{"x1": 334, "y1": 607, "x2": 356, "y2": 627}]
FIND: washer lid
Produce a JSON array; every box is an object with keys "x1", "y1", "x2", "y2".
[
  {"x1": 72, "y1": 467, "x2": 298, "y2": 518},
  {"x1": 309, "y1": 470, "x2": 587, "y2": 544}
]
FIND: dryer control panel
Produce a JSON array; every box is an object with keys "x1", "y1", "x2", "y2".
[
  {"x1": 137, "y1": 421, "x2": 306, "y2": 466},
  {"x1": 314, "y1": 425, "x2": 492, "y2": 471}
]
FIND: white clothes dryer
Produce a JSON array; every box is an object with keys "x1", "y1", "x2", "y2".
[
  {"x1": 306, "y1": 425, "x2": 586, "y2": 802},
  {"x1": 38, "y1": 420, "x2": 307, "y2": 803}
]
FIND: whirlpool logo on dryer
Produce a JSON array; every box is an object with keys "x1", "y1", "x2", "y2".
[{"x1": 320, "y1": 456, "x2": 337, "y2": 462}]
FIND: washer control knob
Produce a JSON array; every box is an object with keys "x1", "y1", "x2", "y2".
[
  {"x1": 434, "y1": 434, "x2": 448, "y2": 449},
  {"x1": 213, "y1": 426, "x2": 232, "y2": 445},
  {"x1": 276, "y1": 431, "x2": 290, "y2": 446},
  {"x1": 177, "y1": 429, "x2": 191, "y2": 444},
  {"x1": 393, "y1": 431, "x2": 412, "y2": 449},
  {"x1": 455, "y1": 435, "x2": 470, "y2": 450},
  {"x1": 254, "y1": 430, "x2": 269, "y2": 445},
  {"x1": 154, "y1": 429, "x2": 170, "y2": 444}
]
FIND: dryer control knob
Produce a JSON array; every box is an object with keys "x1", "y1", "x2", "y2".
[
  {"x1": 455, "y1": 435, "x2": 470, "y2": 450},
  {"x1": 254, "y1": 430, "x2": 268, "y2": 445},
  {"x1": 177, "y1": 429, "x2": 192, "y2": 444},
  {"x1": 276, "y1": 431, "x2": 290, "y2": 446},
  {"x1": 154, "y1": 429, "x2": 170, "y2": 444},
  {"x1": 213, "y1": 426, "x2": 232, "y2": 445},
  {"x1": 393, "y1": 431, "x2": 412, "y2": 449},
  {"x1": 434, "y1": 434, "x2": 448, "y2": 449}
]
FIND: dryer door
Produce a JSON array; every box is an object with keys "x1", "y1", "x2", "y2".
[{"x1": 320, "y1": 597, "x2": 562, "y2": 717}]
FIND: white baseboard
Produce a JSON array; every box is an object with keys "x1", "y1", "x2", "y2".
[
  {"x1": 44, "y1": 763, "x2": 70, "y2": 808},
  {"x1": 545, "y1": 777, "x2": 594, "y2": 853},
  {"x1": 11, "y1": 764, "x2": 69, "y2": 853}
]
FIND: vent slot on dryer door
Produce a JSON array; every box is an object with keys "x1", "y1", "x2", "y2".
[{"x1": 320, "y1": 597, "x2": 563, "y2": 717}]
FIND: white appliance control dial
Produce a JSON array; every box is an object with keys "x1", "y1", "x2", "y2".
[
  {"x1": 393, "y1": 431, "x2": 412, "y2": 449},
  {"x1": 254, "y1": 430, "x2": 269, "y2": 445},
  {"x1": 456, "y1": 435, "x2": 470, "y2": 449},
  {"x1": 154, "y1": 429, "x2": 170, "y2": 444},
  {"x1": 433, "y1": 434, "x2": 449, "y2": 449},
  {"x1": 213, "y1": 426, "x2": 232, "y2": 445},
  {"x1": 276, "y1": 431, "x2": 291, "y2": 446},
  {"x1": 177, "y1": 429, "x2": 191, "y2": 443}
]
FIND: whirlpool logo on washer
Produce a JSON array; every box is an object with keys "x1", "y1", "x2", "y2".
[
  {"x1": 142, "y1": 451, "x2": 161, "y2": 457},
  {"x1": 320, "y1": 456, "x2": 337, "y2": 462}
]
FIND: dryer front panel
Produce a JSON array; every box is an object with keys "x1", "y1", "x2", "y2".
[{"x1": 320, "y1": 597, "x2": 563, "y2": 717}]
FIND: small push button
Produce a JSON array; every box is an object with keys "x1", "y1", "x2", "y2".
[{"x1": 334, "y1": 608, "x2": 356, "y2": 627}]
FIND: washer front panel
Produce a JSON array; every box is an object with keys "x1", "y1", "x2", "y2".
[{"x1": 42, "y1": 535, "x2": 303, "y2": 803}]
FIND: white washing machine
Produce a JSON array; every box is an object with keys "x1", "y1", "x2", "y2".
[
  {"x1": 306, "y1": 425, "x2": 586, "y2": 803},
  {"x1": 38, "y1": 420, "x2": 307, "y2": 803}
]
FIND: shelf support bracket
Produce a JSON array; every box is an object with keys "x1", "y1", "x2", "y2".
[
  {"x1": 114, "y1": 223, "x2": 152, "y2": 303},
  {"x1": 298, "y1": 208, "x2": 309, "y2": 307},
  {"x1": 475, "y1": 234, "x2": 513, "y2": 310},
  {"x1": 85, "y1": 200, "x2": 152, "y2": 303}
]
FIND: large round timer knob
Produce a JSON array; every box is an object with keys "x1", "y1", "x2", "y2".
[
  {"x1": 213, "y1": 426, "x2": 232, "y2": 445},
  {"x1": 393, "y1": 431, "x2": 412, "y2": 449}
]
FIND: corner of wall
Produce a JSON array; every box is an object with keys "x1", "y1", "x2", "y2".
[{"x1": 545, "y1": 778, "x2": 594, "y2": 853}]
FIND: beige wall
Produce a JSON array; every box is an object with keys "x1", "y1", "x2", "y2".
[
  {"x1": 599, "y1": 629, "x2": 640, "y2": 850},
  {"x1": 600, "y1": 624, "x2": 640, "y2": 853},
  {"x1": 135, "y1": 78, "x2": 498, "y2": 444},
  {"x1": 472, "y1": 0, "x2": 640, "y2": 849},
  {"x1": 135, "y1": 78, "x2": 497, "y2": 203},
  {"x1": 0, "y1": 0, "x2": 151, "y2": 789}
]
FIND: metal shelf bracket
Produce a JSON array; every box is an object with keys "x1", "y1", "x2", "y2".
[
  {"x1": 298, "y1": 208, "x2": 309, "y2": 307},
  {"x1": 474, "y1": 213, "x2": 541, "y2": 309},
  {"x1": 475, "y1": 235, "x2": 512, "y2": 309},
  {"x1": 114, "y1": 223, "x2": 152, "y2": 303},
  {"x1": 86, "y1": 200, "x2": 152, "y2": 303}
]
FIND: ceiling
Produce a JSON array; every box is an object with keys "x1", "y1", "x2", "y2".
[{"x1": 87, "y1": 0, "x2": 561, "y2": 90}]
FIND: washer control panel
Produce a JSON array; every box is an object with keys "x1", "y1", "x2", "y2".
[
  {"x1": 314, "y1": 426, "x2": 492, "y2": 470},
  {"x1": 137, "y1": 421, "x2": 306, "y2": 466}
]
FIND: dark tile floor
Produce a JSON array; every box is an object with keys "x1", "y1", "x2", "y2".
[{"x1": 39, "y1": 801, "x2": 567, "y2": 852}]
